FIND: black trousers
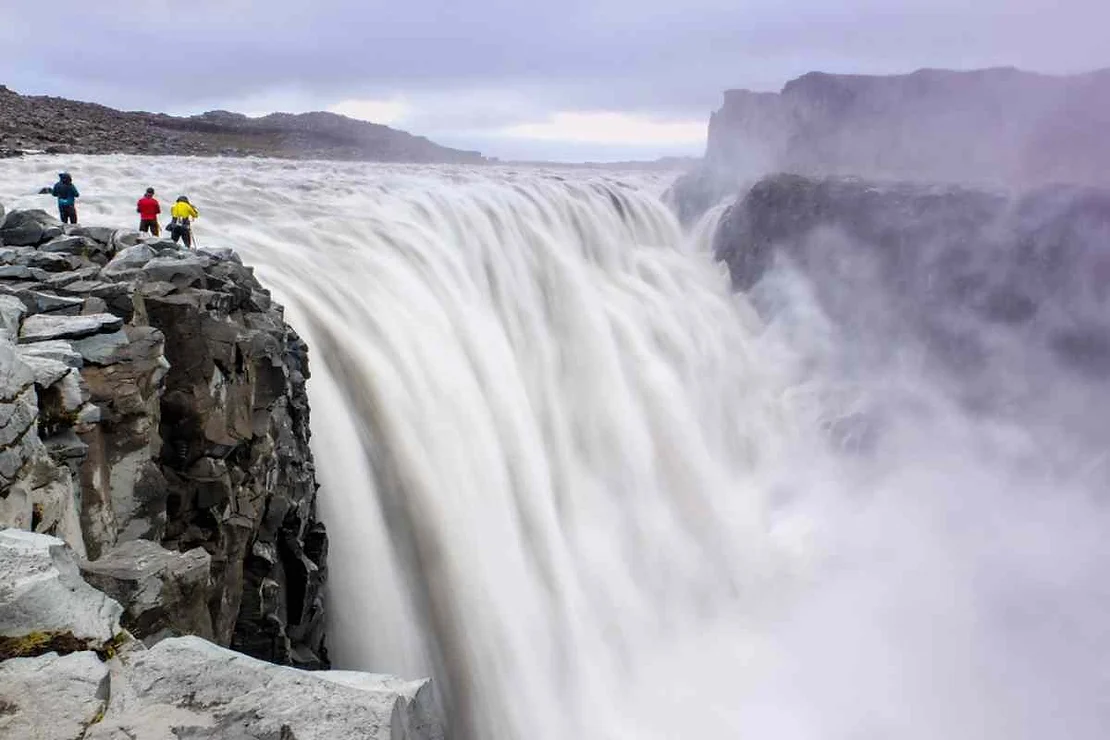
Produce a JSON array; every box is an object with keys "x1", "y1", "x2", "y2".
[
  {"x1": 170, "y1": 224, "x2": 192, "y2": 248},
  {"x1": 58, "y1": 204, "x2": 77, "y2": 224}
]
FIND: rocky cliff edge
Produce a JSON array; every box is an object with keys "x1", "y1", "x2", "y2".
[{"x1": 0, "y1": 203, "x2": 326, "y2": 667}]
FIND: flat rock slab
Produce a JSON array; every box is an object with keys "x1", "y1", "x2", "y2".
[
  {"x1": 15, "y1": 351, "x2": 72, "y2": 387},
  {"x1": 10, "y1": 289, "x2": 85, "y2": 316},
  {"x1": 0, "y1": 530, "x2": 123, "y2": 654},
  {"x1": 87, "y1": 636, "x2": 444, "y2": 740},
  {"x1": 16, "y1": 339, "x2": 83, "y2": 368},
  {"x1": 0, "y1": 651, "x2": 110, "y2": 740},
  {"x1": 19, "y1": 312, "x2": 124, "y2": 343}
]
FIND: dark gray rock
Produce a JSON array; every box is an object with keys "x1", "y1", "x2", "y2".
[
  {"x1": 103, "y1": 243, "x2": 156, "y2": 275},
  {"x1": 141, "y1": 255, "x2": 210, "y2": 288},
  {"x1": 68, "y1": 225, "x2": 116, "y2": 245},
  {"x1": 0, "y1": 209, "x2": 58, "y2": 247},
  {"x1": 0, "y1": 264, "x2": 36, "y2": 280},
  {"x1": 9, "y1": 288, "x2": 85, "y2": 316},
  {"x1": 39, "y1": 235, "x2": 100, "y2": 256}
]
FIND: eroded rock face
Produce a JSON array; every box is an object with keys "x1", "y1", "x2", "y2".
[{"x1": 0, "y1": 209, "x2": 327, "y2": 668}]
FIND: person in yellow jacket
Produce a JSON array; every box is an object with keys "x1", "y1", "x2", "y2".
[{"x1": 168, "y1": 195, "x2": 200, "y2": 248}]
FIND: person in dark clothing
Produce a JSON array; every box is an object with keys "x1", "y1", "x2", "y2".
[
  {"x1": 39, "y1": 172, "x2": 80, "y2": 223},
  {"x1": 137, "y1": 187, "x2": 161, "y2": 235}
]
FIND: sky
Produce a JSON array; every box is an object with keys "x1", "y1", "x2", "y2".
[{"x1": 1, "y1": 0, "x2": 1107, "y2": 162}]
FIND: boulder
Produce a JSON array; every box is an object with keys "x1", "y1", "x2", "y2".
[
  {"x1": 0, "y1": 530, "x2": 122, "y2": 658},
  {"x1": 0, "y1": 209, "x2": 58, "y2": 247},
  {"x1": 80, "y1": 539, "x2": 214, "y2": 642},
  {"x1": 19, "y1": 312, "x2": 124, "y2": 343},
  {"x1": 0, "y1": 651, "x2": 111, "y2": 740},
  {"x1": 102, "y1": 243, "x2": 156, "y2": 275},
  {"x1": 0, "y1": 264, "x2": 37, "y2": 281},
  {"x1": 141, "y1": 255, "x2": 210, "y2": 288},
  {"x1": 85, "y1": 636, "x2": 444, "y2": 740},
  {"x1": 39, "y1": 234, "x2": 100, "y2": 257},
  {"x1": 198, "y1": 246, "x2": 243, "y2": 264},
  {"x1": 69, "y1": 225, "x2": 116, "y2": 245}
]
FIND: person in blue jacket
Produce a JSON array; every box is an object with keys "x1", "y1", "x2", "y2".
[{"x1": 39, "y1": 172, "x2": 80, "y2": 223}]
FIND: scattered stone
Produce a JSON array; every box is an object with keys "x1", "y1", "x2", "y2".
[{"x1": 19, "y1": 312, "x2": 124, "y2": 343}]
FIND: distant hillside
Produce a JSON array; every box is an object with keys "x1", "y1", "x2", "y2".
[
  {"x1": 704, "y1": 67, "x2": 1110, "y2": 186},
  {"x1": 0, "y1": 85, "x2": 485, "y2": 163}
]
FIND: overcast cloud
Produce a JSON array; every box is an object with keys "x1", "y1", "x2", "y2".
[{"x1": 1, "y1": 0, "x2": 1107, "y2": 161}]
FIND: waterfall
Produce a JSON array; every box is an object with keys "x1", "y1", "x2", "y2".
[{"x1": 1, "y1": 156, "x2": 1107, "y2": 740}]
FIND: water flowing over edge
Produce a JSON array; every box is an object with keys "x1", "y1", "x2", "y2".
[{"x1": 2, "y1": 156, "x2": 1109, "y2": 740}]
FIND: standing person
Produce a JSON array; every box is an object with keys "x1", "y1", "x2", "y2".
[
  {"x1": 39, "y1": 172, "x2": 80, "y2": 224},
  {"x1": 168, "y1": 196, "x2": 199, "y2": 247},
  {"x1": 137, "y1": 187, "x2": 161, "y2": 235}
]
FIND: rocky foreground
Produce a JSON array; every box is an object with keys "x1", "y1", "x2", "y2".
[{"x1": 0, "y1": 206, "x2": 443, "y2": 738}]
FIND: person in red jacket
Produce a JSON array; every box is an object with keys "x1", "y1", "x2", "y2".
[{"x1": 137, "y1": 187, "x2": 161, "y2": 235}]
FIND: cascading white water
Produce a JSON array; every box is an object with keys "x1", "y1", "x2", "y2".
[{"x1": 2, "y1": 156, "x2": 1108, "y2": 740}]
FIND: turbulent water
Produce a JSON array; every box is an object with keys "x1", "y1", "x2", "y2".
[{"x1": 2, "y1": 156, "x2": 1108, "y2": 740}]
